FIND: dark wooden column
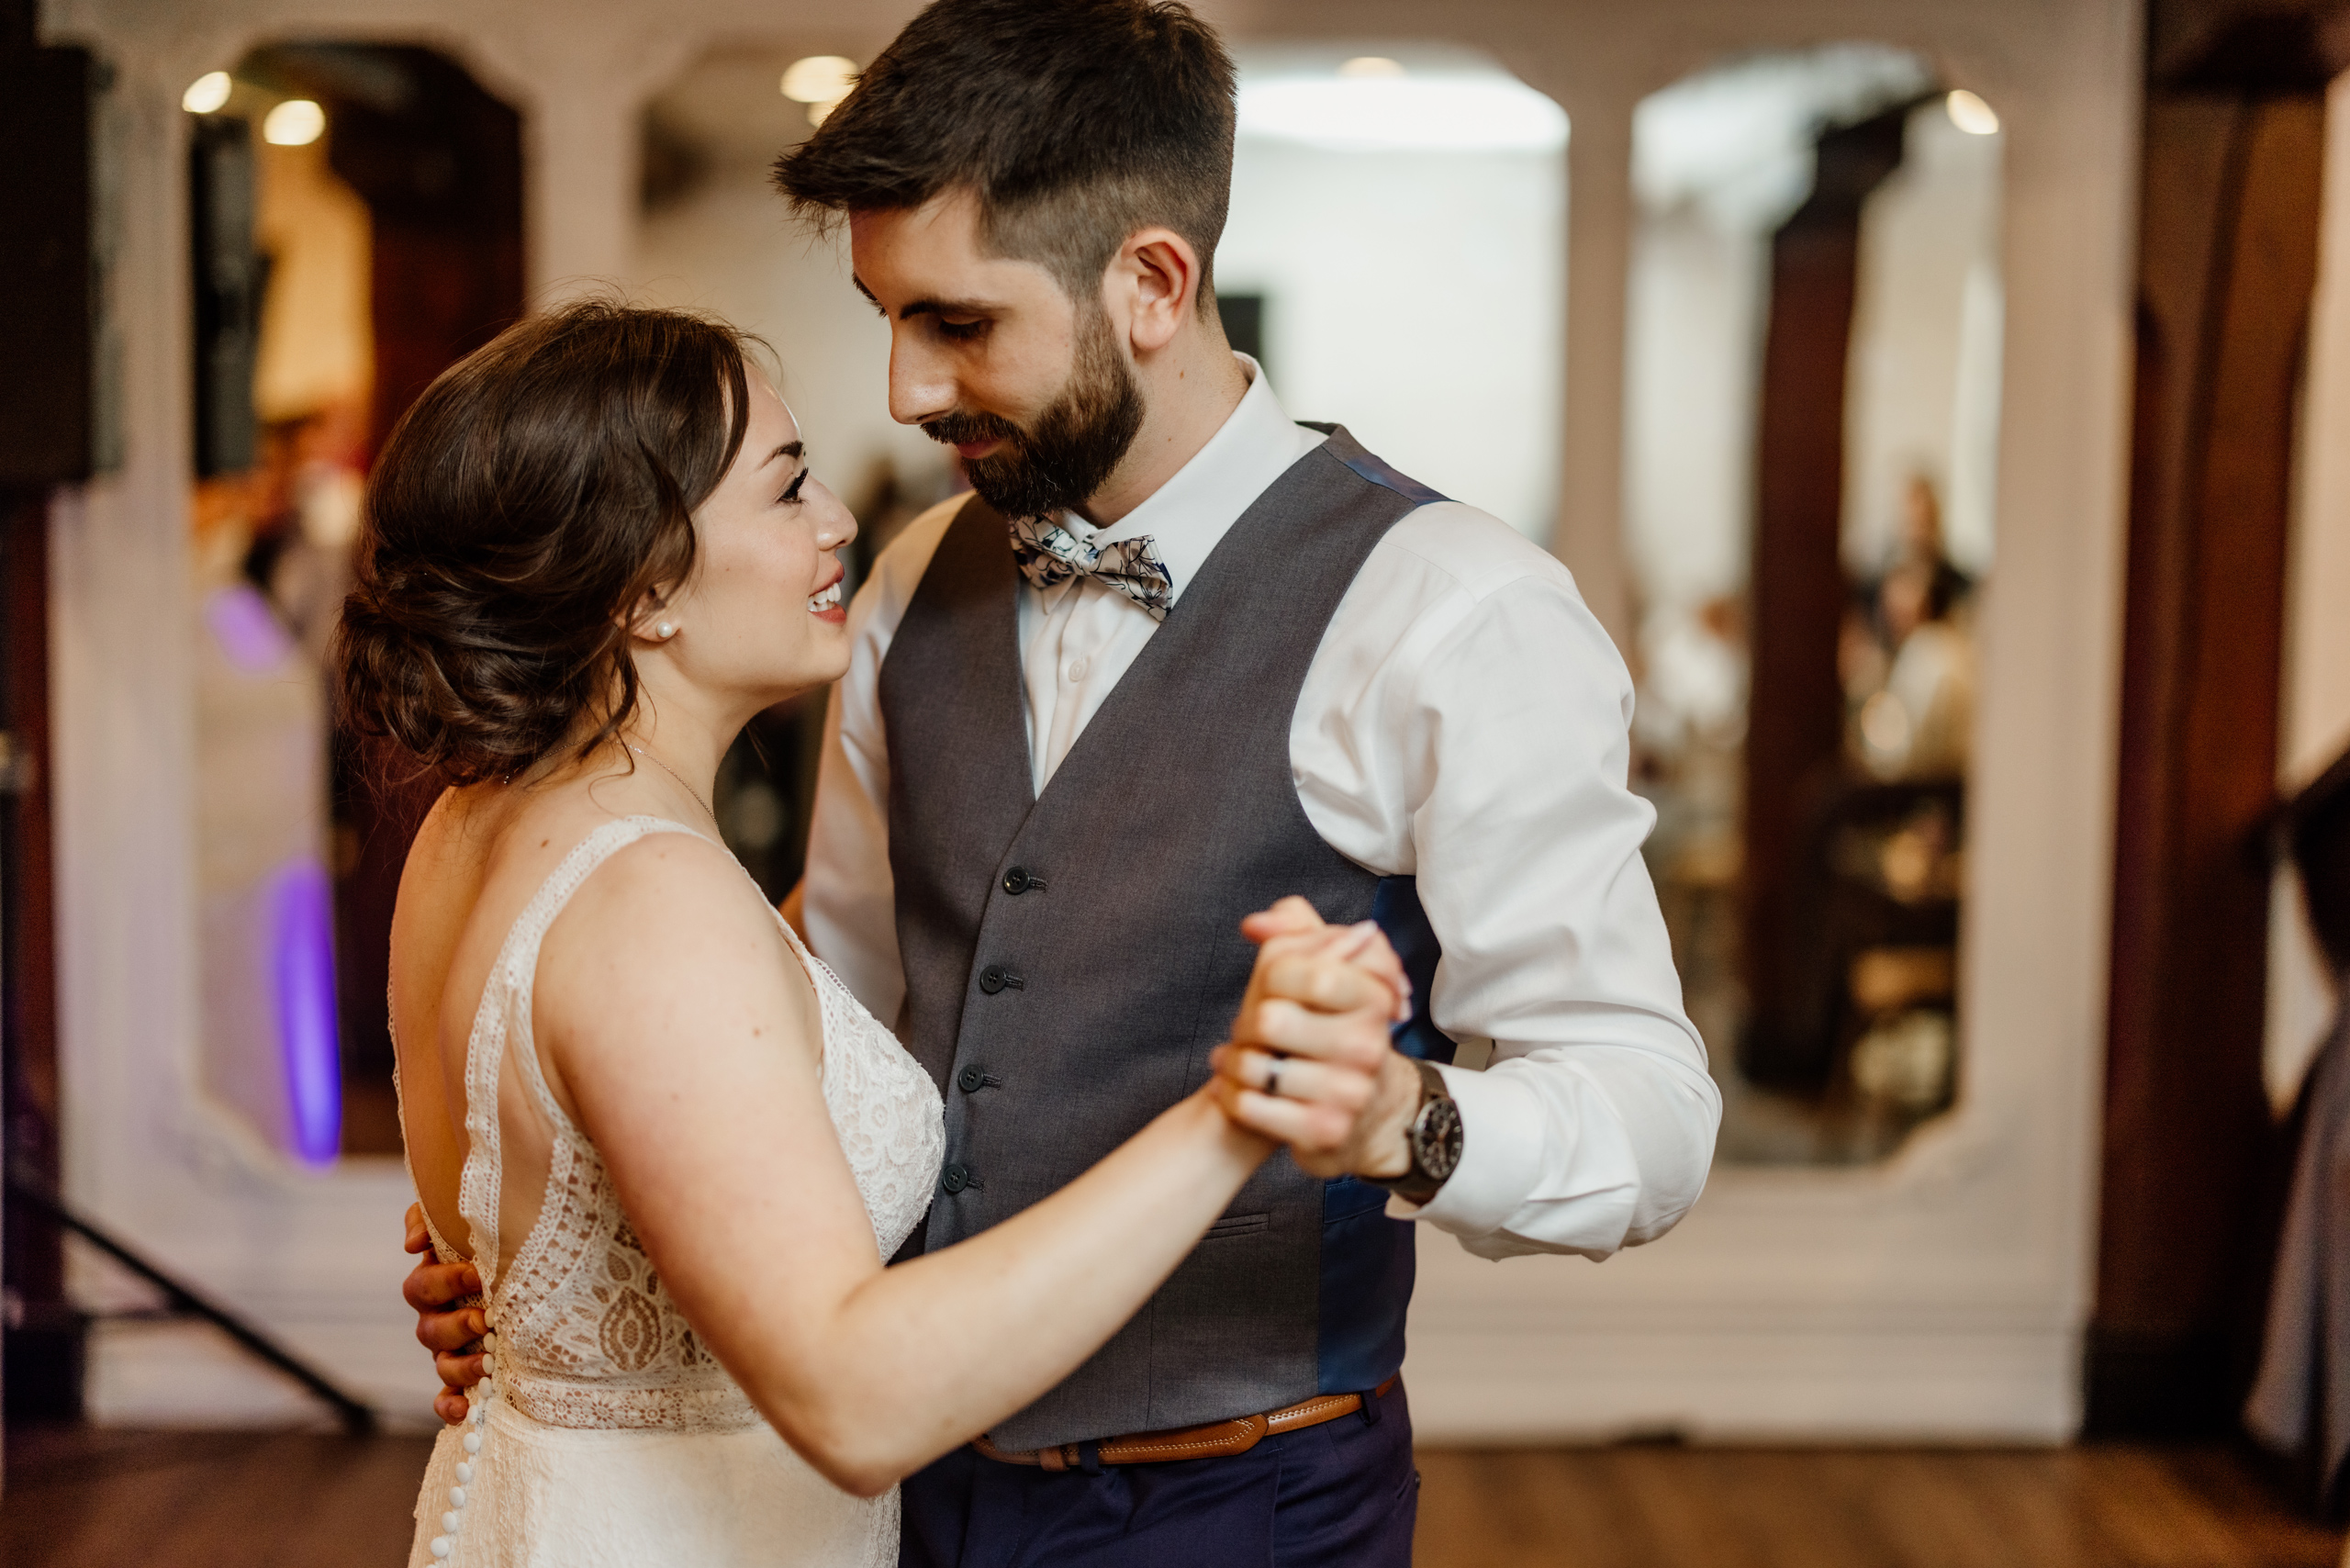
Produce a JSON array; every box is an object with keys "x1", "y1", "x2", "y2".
[
  {"x1": 1739, "y1": 106, "x2": 1908, "y2": 1086},
  {"x1": 0, "y1": 8, "x2": 92, "y2": 1421},
  {"x1": 2093, "y1": 7, "x2": 2333, "y2": 1433}
]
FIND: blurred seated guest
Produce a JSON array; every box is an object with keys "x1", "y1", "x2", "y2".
[
  {"x1": 1845, "y1": 473, "x2": 1976, "y2": 781},
  {"x1": 241, "y1": 402, "x2": 369, "y2": 658}
]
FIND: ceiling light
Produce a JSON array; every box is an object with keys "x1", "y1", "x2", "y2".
[
  {"x1": 1337, "y1": 56, "x2": 1404, "y2": 79},
  {"x1": 783, "y1": 55, "x2": 858, "y2": 129},
  {"x1": 182, "y1": 71, "x2": 232, "y2": 116},
  {"x1": 782, "y1": 55, "x2": 858, "y2": 103},
  {"x1": 1944, "y1": 89, "x2": 1999, "y2": 136},
  {"x1": 263, "y1": 98, "x2": 325, "y2": 146}
]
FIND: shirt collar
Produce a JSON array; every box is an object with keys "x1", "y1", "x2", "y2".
[{"x1": 1059, "y1": 354, "x2": 1326, "y2": 607}]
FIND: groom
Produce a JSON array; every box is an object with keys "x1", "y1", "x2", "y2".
[
  {"x1": 412, "y1": 0, "x2": 1719, "y2": 1561},
  {"x1": 782, "y1": 0, "x2": 1718, "y2": 1560}
]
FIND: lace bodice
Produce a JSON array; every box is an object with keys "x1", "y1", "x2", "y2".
[{"x1": 420, "y1": 815, "x2": 944, "y2": 1432}]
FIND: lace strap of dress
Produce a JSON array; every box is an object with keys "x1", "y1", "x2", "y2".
[{"x1": 454, "y1": 815, "x2": 713, "y2": 1295}]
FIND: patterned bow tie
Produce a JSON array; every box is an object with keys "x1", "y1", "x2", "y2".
[{"x1": 1008, "y1": 515, "x2": 1174, "y2": 622}]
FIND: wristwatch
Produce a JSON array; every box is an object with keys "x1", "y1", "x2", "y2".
[{"x1": 1373, "y1": 1058, "x2": 1462, "y2": 1204}]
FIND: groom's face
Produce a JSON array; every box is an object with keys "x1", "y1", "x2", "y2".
[{"x1": 851, "y1": 191, "x2": 1144, "y2": 519}]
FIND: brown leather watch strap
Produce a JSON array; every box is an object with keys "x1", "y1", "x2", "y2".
[{"x1": 974, "y1": 1375, "x2": 1401, "y2": 1470}]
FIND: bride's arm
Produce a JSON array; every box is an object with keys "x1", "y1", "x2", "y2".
[{"x1": 535, "y1": 834, "x2": 1396, "y2": 1498}]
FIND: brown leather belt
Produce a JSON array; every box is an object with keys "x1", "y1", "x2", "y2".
[{"x1": 972, "y1": 1375, "x2": 1400, "y2": 1471}]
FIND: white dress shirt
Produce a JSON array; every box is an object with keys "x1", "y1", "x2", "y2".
[{"x1": 804, "y1": 360, "x2": 1721, "y2": 1261}]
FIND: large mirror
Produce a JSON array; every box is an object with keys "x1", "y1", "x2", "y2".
[
  {"x1": 1622, "y1": 46, "x2": 2003, "y2": 1162},
  {"x1": 186, "y1": 42, "x2": 523, "y2": 1161}
]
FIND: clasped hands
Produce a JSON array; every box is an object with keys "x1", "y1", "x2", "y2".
[
  {"x1": 1208, "y1": 894, "x2": 1426, "y2": 1183},
  {"x1": 401, "y1": 894, "x2": 1424, "y2": 1426}
]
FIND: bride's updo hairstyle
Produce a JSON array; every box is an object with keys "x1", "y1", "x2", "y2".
[{"x1": 331, "y1": 301, "x2": 754, "y2": 786}]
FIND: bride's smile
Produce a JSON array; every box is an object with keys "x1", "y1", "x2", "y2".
[{"x1": 627, "y1": 375, "x2": 858, "y2": 728}]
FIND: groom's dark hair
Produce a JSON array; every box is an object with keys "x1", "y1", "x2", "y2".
[{"x1": 772, "y1": 0, "x2": 1236, "y2": 314}]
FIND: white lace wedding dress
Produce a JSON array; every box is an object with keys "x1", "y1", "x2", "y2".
[{"x1": 402, "y1": 816, "x2": 945, "y2": 1568}]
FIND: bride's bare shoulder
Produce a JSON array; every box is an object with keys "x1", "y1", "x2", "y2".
[
  {"x1": 389, "y1": 786, "x2": 486, "y2": 966},
  {"x1": 541, "y1": 819, "x2": 773, "y2": 969},
  {"x1": 531, "y1": 814, "x2": 813, "y2": 1087}
]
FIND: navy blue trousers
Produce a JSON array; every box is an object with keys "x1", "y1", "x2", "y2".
[{"x1": 899, "y1": 1383, "x2": 1418, "y2": 1568}]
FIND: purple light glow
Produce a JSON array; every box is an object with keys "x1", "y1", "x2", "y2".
[
  {"x1": 206, "y1": 584, "x2": 294, "y2": 674},
  {"x1": 270, "y1": 858, "x2": 341, "y2": 1165}
]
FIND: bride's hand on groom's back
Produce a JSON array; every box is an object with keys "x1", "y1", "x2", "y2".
[{"x1": 1210, "y1": 897, "x2": 1425, "y2": 1182}]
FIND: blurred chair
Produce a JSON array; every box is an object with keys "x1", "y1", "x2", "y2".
[{"x1": 1738, "y1": 776, "x2": 1964, "y2": 1102}]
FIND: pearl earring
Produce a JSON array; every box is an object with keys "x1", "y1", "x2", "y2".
[{"x1": 655, "y1": 622, "x2": 677, "y2": 640}]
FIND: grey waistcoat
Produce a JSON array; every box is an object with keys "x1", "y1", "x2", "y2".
[{"x1": 877, "y1": 424, "x2": 1440, "y2": 1449}]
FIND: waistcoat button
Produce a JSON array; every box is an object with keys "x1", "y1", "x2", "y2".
[
  {"x1": 979, "y1": 965, "x2": 1024, "y2": 995},
  {"x1": 957, "y1": 1066, "x2": 985, "y2": 1093},
  {"x1": 942, "y1": 1163, "x2": 970, "y2": 1194},
  {"x1": 1002, "y1": 867, "x2": 1035, "y2": 895}
]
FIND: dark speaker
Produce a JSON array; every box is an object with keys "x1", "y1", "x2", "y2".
[
  {"x1": 0, "y1": 45, "x2": 117, "y2": 486},
  {"x1": 190, "y1": 115, "x2": 262, "y2": 477},
  {"x1": 0, "y1": 1303, "x2": 87, "y2": 1423},
  {"x1": 1218, "y1": 292, "x2": 1267, "y2": 378}
]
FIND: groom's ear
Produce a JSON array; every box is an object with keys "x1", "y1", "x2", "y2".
[{"x1": 1110, "y1": 227, "x2": 1206, "y2": 356}]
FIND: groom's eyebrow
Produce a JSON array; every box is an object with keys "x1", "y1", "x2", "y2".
[{"x1": 852, "y1": 274, "x2": 991, "y2": 321}]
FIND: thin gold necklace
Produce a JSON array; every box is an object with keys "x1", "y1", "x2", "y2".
[{"x1": 626, "y1": 743, "x2": 715, "y2": 823}]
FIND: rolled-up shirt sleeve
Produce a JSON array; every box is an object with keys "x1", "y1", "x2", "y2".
[{"x1": 1300, "y1": 512, "x2": 1721, "y2": 1260}]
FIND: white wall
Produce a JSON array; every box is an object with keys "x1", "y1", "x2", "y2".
[
  {"x1": 630, "y1": 51, "x2": 945, "y2": 505},
  {"x1": 1844, "y1": 98, "x2": 2005, "y2": 577},
  {"x1": 43, "y1": 0, "x2": 2137, "y2": 1442},
  {"x1": 1220, "y1": 139, "x2": 1565, "y2": 539},
  {"x1": 1623, "y1": 202, "x2": 1763, "y2": 613}
]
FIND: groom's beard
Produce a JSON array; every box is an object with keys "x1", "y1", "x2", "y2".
[{"x1": 923, "y1": 311, "x2": 1146, "y2": 520}]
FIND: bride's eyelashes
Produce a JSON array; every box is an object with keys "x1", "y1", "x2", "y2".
[{"x1": 778, "y1": 467, "x2": 810, "y2": 506}]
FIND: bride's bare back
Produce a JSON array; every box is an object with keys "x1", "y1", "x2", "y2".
[
  {"x1": 388, "y1": 767, "x2": 825, "y2": 1274},
  {"x1": 386, "y1": 759, "x2": 946, "y2": 1566}
]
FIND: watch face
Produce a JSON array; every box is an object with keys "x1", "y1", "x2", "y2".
[{"x1": 1413, "y1": 1095, "x2": 1464, "y2": 1182}]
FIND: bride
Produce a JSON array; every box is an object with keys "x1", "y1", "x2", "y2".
[{"x1": 332, "y1": 301, "x2": 1409, "y2": 1567}]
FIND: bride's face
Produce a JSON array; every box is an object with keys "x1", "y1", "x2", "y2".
[{"x1": 655, "y1": 375, "x2": 856, "y2": 704}]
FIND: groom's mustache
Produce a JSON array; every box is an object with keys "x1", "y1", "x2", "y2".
[{"x1": 922, "y1": 410, "x2": 1024, "y2": 449}]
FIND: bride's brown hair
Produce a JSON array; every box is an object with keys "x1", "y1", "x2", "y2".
[{"x1": 331, "y1": 300, "x2": 755, "y2": 786}]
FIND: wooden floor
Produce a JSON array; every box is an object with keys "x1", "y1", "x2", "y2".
[
  {"x1": 1413, "y1": 1445, "x2": 2343, "y2": 1568},
  {"x1": 0, "y1": 1425, "x2": 2338, "y2": 1566}
]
